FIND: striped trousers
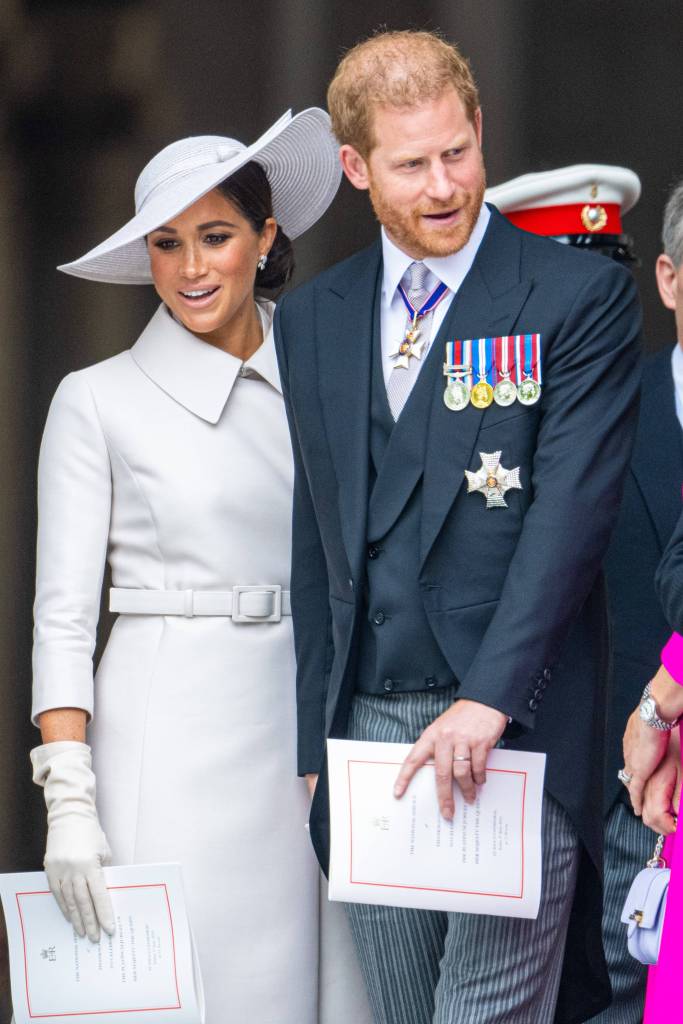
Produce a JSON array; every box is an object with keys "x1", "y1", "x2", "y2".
[
  {"x1": 345, "y1": 687, "x2": 580, "y2": 1024},
  {"x1": 589, "y1": 800, "x2": 651, "y2": 1023}
]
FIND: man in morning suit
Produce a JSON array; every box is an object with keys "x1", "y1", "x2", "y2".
[
  {"x1": 598, "y1": 180, "x2": 683, "y2": 1023},
  {"x1": 274, "y1": 31, "x2": 642, "y2": 1024}
]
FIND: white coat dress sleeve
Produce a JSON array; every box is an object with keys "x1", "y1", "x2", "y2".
[{"x1": 32, "y1": 372, "x2": 112, "y2": 724}]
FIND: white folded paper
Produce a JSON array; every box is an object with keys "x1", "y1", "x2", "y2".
[
  {"x1": 328, "y1": 739, "x2": 546, "y2": 919},
  {"x1": 0, "y1": 863, "x2": 205, "y2": 1024}
]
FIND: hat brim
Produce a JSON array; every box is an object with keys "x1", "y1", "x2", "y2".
[{"x1": 58, "y1": 108, "x2": 341, "y2": 285}]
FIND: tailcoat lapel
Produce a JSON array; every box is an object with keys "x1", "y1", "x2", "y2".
[
  {"x1": 420, "y1": 211, "x2": 532, "y2": 566},
  {"x1": 367, "y1": 338, "x2": 440, "y2": 540},
  {"x1": 317, "y1": 244, "x2": 382, "y2": 576},
  {"x1": 315, "y1": 213, "x2": 534, "y2": 574}
]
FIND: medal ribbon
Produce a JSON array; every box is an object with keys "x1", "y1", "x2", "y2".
[
  {"x1": 473, "y1": 337, "x2": 493, "y2": 384},
  {"x1": 494, "y1": 336, "x2": 515, "y2": 383},
  {"x1": 397, "y1": 278, "x2": 450, "y2": 323},
  {"x1": 514, "y1": 334, "x2": 543, "y2": 385},
  {"x1": 445, "y1": 339, "x2": 473, "y2": 386},
  {"x1": 532, "y1": 333, "x2": 542, "y2": 384}
]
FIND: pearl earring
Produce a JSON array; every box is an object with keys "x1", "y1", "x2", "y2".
[{"x1": 257, "y1": 254, "x2": 268, "y2": 271}]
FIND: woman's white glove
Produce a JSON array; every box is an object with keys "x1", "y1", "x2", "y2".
[{"x1": 30, "y1": 741, "x2": 115, "y2": 942}]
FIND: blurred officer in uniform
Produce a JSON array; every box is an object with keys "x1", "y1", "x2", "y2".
[
  {"x1": 489, "y1": 166, "x2": 683, "y2": 1023},
  {"x1": 486, "y1": 163, "x2": 639, "y2": 264}
]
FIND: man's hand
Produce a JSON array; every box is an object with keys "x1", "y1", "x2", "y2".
[
  {"x1": 393, "y1": 699, "x2": 508, "y2": 818},
  {"x1": 623, "y1": 709, "x2": 671, "y2": 816},
  {"x1": 642, "y1": 728, "x2": 681, "y2": 835},
  {"x1": 305, "y1": 773, "x2": 318, "y2": 798}
]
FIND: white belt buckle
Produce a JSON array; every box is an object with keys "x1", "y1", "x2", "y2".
[{"x1": 232, "y1": 585, "x2": 282, "y2": 623}]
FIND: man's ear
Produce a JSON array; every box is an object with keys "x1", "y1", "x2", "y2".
[
  {"x1": 339, "y1": 144, "x2": 371, "y2": 191},
  {"x1": 656, "y1": 253, "x2": 678, "y2": 311},
  {"x1": 474, "y1": 107, "x2": 483, "y2": 148}
]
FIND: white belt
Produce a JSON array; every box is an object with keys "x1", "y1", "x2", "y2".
[{"x1": 109, "y1": 586, "x2": 290, "y2": 622}]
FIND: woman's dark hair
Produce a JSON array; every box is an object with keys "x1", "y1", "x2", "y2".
[{"x1": 217, "y1": 160, "x2": 294, "y2": 294}]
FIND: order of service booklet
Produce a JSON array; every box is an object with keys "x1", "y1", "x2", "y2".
[
  {"x1": 0, "y1": 863, "x2": 205, "y2": 1024},
  {"x1": 328, "y1": 739, "x2": 546, "y2": 919}
]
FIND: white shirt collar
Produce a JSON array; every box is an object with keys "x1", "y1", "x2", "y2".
[
  {"x1": 672, "y1": 343, "x2": 683, "y2": 430},
  {"x1": 131, "y1": 300, "x2": 280, "y2": 424},
  {"x1": 381, "y1": 203, "x2": 491, "y2": 304}
]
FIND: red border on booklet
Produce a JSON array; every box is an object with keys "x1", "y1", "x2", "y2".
[
  {"x1": 347, "y1": 760, "x2": 527, "y2": 899},
  {"x1": 15, "y1": 883, "x2": 182, "y2": 1018}
]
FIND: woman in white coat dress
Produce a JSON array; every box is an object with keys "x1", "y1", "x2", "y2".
[{"x1": 30, "y1": 111, "x2": 372, "y2": 1024}]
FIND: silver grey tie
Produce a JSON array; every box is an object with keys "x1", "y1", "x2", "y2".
[{"x1": 386, "y1": 261, "x2": 437, "y2": 420}]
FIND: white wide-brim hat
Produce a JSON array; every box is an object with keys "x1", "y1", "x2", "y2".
[{"x1": 59, "y1": 108, "x2": 341, "y2": 284}]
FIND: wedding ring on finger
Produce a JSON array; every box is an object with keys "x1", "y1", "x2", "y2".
[
  {"x1": 452, "y1": 755, "x2": 472, "y2": 762},
  {"x1": 617, "y1": 768, "x2": 634, "y2": 786}
]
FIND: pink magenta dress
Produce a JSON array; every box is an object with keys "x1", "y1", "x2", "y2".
[{"x1": 643, "y1": 632, "x2": 683, "y2": 1020}]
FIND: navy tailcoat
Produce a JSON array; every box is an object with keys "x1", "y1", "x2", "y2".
[
  {"x1": 274, "y1": 206, "x2": 642, "y2": 1023},
  {"x1": 657, "y1": 497, "x2": 683, "y2": 629},
  {"x1": 604, "y1": 347, "x2": 683, "y2": 810}
]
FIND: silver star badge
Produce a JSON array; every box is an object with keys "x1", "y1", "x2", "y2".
[{"x1": 465, "y1": 451, "x2": 522, "y2": 508}]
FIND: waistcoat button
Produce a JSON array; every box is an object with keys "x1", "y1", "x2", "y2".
[
  {"x1": 368, "y1": 544, "x2": 380, "y2": 559},
  {"x1": 425, "y1": 676, "x2": 437, "y2": 689},
  {"x1": 383, "y1": 678, "x2": 394, "y2": 692},
  {"x1": 373, "y1": 610, "x2": 386, "y2": 625}
]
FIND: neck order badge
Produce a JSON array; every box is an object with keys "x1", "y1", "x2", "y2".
[
  {"x1": 390, "y1": 279, "x2": 450, "y2": 369},
  {"x1": 443, "y1": 334, "x2": 543, "y2": 412}
]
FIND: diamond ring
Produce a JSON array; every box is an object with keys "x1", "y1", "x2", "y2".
[{"x1": 617, "y1": 768, "x2": 633, "y2": 785}]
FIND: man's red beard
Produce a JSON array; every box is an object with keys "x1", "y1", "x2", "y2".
[{"x1": 368, "y1": 173, "x2": 487, "y2": 260}]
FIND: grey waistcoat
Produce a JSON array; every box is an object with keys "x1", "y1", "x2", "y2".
[{"x1": 355, "y1": 323, "x2": 458, "y2": 695}]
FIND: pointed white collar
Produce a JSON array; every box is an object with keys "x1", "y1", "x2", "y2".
[
  {"x1": 131, "y1": 300, "x2": 280, "y2": 423},
  {"x1": 381, "y1": 204, "x2": 490, "y2": 304}
]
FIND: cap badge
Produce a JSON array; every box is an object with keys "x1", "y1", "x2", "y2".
[{"x1": 581, "y1": 204, "x2": 608, "y2": 233}]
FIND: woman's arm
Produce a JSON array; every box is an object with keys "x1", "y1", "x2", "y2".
[
  {"x1": 623, "y1": 509, "x2": 683, "y2": 817},
  {"x1": 661, "y1": 632, "x2": 683, "y2": 685},
  {"x1": 32, "y1": 372, "x2": 111, "y2": 723},
  {"x1": 39, "y1": 708, "x2": 86, "y2": 743},
  {"x1": 32, "y1": 371, "x2": 113, "y2": 942},
  {"x1": 649, "y1": 660, "x2": 683, "y2": 720},
  {"x1": 623, "y1": 662, "x2": 683, "y2": 816}
]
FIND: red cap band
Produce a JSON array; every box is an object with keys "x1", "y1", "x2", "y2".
[{"x1": 504, "y1": 202, "x2": 622, "y2": 236}]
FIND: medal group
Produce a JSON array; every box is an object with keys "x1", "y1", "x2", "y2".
[{"x1": 443, "y1": 334, "x2": 543, "y2": 411}]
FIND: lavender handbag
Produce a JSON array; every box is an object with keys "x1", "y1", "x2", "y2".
[{"x1": 621, "y1": 834, "x2": 670, "y2": 965}]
